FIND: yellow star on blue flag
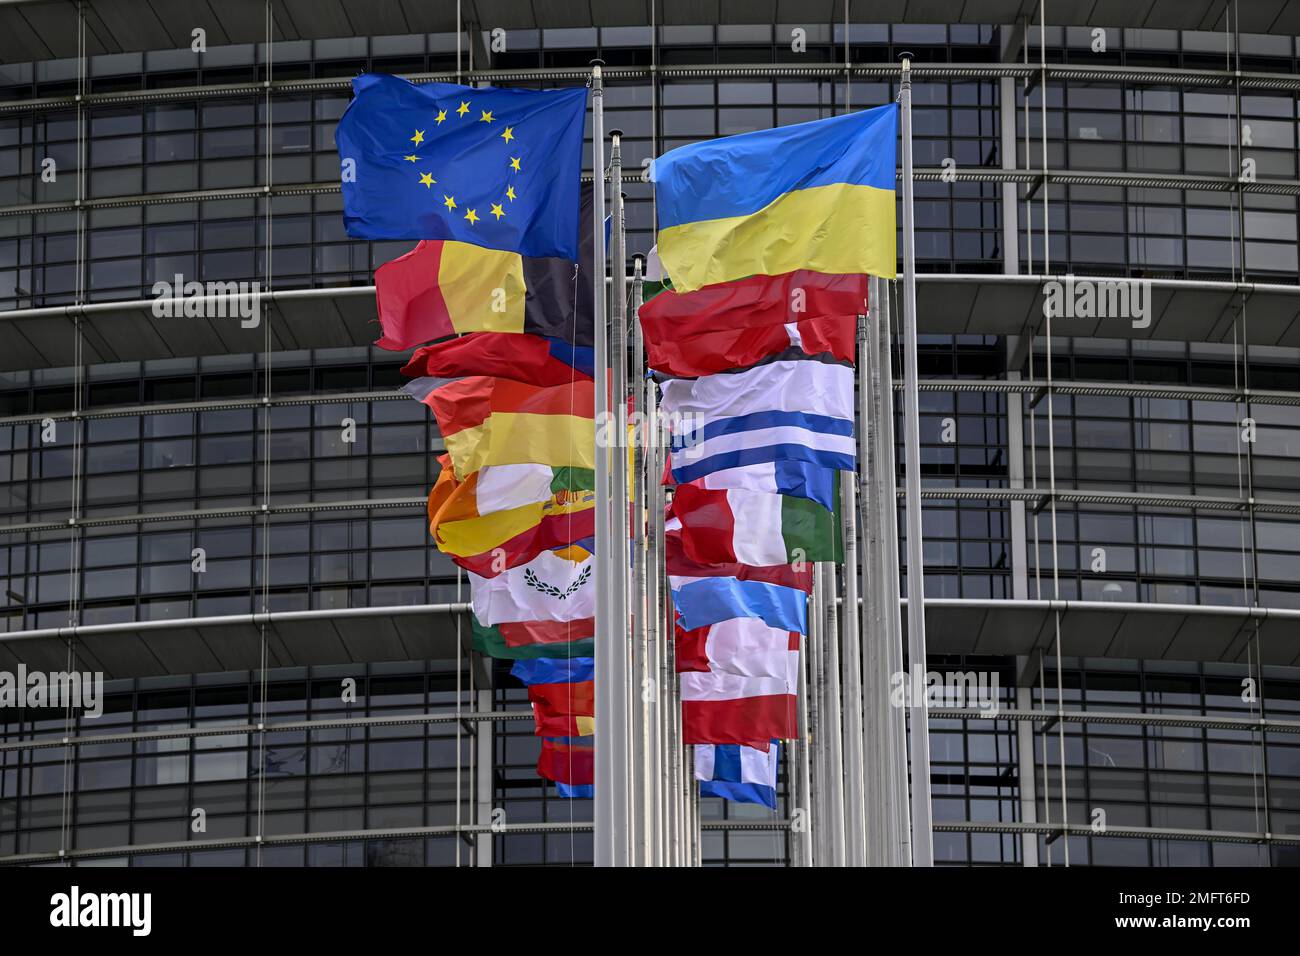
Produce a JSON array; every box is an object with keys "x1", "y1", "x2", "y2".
[{"x1": 338, "y1": 74, "x2": 588, "y2": 259}]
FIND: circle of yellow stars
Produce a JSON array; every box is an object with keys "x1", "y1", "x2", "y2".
[{"x1": 403, "y1": 99, "x2": 522, "y2": 228}]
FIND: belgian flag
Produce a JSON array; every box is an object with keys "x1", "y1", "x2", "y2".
[{"x1": 374, "y1": 187, "x2": 595, "y2": 350}]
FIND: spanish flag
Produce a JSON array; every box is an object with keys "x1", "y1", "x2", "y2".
[
  {"x1": 651, "y1": 102, "x2": 897, "y2": 293},
  {"x1": 426, "y1": 455, "x2": 595, "y2": 576},
  {"x1": 405, "y1": 375, "x2": 594, "y2": 480}
]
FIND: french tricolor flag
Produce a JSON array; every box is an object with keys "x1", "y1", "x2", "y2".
[{"x1": 696, "y1": 741, "x2": 779, "y2": 810}]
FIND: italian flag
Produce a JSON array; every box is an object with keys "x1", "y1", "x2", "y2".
[{"x1": 667, "y1": 483, "x2": 842, "y2": 566}]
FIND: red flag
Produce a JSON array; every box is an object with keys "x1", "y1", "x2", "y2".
[
  {"x1": 639, "y1": 270, "x2": 868, "y2": 339},
  {"x1": 499, "y1": 618, "x2": 595, "y2": 647},
  {"x1": 681, "y1": 694, "x2": 797, "y2": 750},
  {"x1": 665, "y1": 530, "x2": 813, "y2": 593},
  {"x1": 400, "y1": 332, "x2": 592, "y2": 387},
  {"x1": 645, "y1": 315, "x2": 855, "y2": 377},
  {"x1": 529, "y1": 681, "x2": 595, "y2": 736},
  {"x1": 679, "y1": 646, "x2": 800, "y2": 749},
  {"x1": 537, "y1": 738, "x2": 594, "y2": 784}
]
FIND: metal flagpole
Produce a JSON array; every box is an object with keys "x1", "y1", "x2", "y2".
[
  {"x1": 839, "y1": 468, "x2": 867, "y2": 865},
  {"x1": 665, "y1": 570, "x2": 681, "y2": 866},
  {"x1": 857, "y1": 304, "x2": 884, "y2": 866},
  {"x1": 878, "y1": 283, "x2": 912, "y2": 866},
  {"x1": 897, "y1": 55, "x2": 934, "y2": 866},
  {"x1": 862, "y1": 292, "x2": 896, "y2": 866},
  {"x1": 654, "y1": 453, "x2": 670, "y2": 868},
  {"x1": 861, "y1": 287, "x2": 907, "y2": 866},
  {"x1": 608, "y1": 129, "x2": 632, "y2": 865},
  {"x1": 691, "y1": 766, "x2": 702, "y2": 865},
  {"x1": 821, "y1": 561, "x2": 846, "y2": 865},
  {"x1": 796, "y1": 620, "x2": 814, "y2": 866},
  {"x1": 684, "y1": 746, "x2": 694, "y2": 866},
  {"x1": 787, "y1": 729, "x2": 803, "y2": 866},
  {"x1": 681, "y1": 686, "x2": 691, "y2": 863},
  {"x1": 643, "y1": 307, "x2": 664, "y2": 867},
  {"x1": 681, "y1": 749, "x2": 691, "y2": 868},
  {"x1": 631, "y1": 257, "x2": 650, "y2": 866},
  {"x1": 590, "y1": 60, "x2": 615, "y2": 868},
  {"x1": 807, "y1": 564, "x2": 825, "y2": 864}
]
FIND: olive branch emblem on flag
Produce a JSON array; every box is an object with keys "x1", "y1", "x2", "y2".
[{"x1": 524, "y1": 565, "x2": 591, "y2": 599}]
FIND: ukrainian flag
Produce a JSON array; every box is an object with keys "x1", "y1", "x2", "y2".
[{"x1": 652, "y1": 102, "x2": 897, "y2": 293}]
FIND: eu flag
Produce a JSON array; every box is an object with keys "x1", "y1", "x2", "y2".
[{"x1": 337, "y1": 73, "x2": 588, "y2": 260}]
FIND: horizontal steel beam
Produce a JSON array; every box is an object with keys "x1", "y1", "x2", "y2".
[
  {"x1": 0, "y1": 601, "x2": 468, "y2": 645},
  {"x1": 1, "y1": 377, "x2": 1290, "y2": 430},
  {"x1": 4, "y1": 164, "x2": 1299, "y2": 218},
  {"x1": 2, "y1": 61, "x2": 1299, "y2": 116},
  {"x1": 5, "y1": 274, "x2": 1300, "y2": 372},
  {"x1": 2, "y1": 495, "x2": 429, "y2": 536},
  {"x1": 0, "y1": 818, "x2": 806, "y2": 865},
  {"x1": 0, "y1": 821, "x2": 594, "y2": 866},
  {"x1": 928, "y1": 707, "x2": 1300, "y2": 734},
  {"x1": 3, "y1": 705, "x2": 1292, "y2": 756},
  {"x1": 3, "y1": 815, "x2": 1289, "y2": 866},
  {"x1": 908, "y1": 379, "x2": 1300, "y2": 407},
  {"x1": 895, "y1": 486, "x2": 1300, "y2": 516},
  {"x1": 0, "y1": 181, "x2": 340, "y2": 218},
  {"x1": 0, "y1": 388, "x2": 408, "y2": 427},
  {"x1": 934, "y1": 820, "x2": 1298, "y2": 846},
  {"x1": 6, "y1": 486, "x2": 1291, "y2": 539},
  {"x1": 0, "y1": 708, "x2": 531, "y2": 754}
]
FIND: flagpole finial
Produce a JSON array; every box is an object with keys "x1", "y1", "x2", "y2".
[
  {"x1": 898, "y1": 52, "x2": 912, "y2": 91},
  {"x1": 632, "y1": 254, "x2": 644, "y2": 279},
  {"x1": 609, "y1": 127, "x2": 623, "y2": 150}
]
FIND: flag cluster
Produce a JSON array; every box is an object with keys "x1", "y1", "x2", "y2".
[
  {"x1": 648, "y1": 103, "x2": 896, "y2": 810},
  {"x1": 643, "y1": 262, "x2": 864, "y2": 811},
  {"x1": 346, "y1": 74, "x2": 597, "y2": 796},
  {"x1": 403, "y1": 336, "x2": 596, "y2": 796}
]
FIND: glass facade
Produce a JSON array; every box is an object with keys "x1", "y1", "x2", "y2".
[{"x1": 1, "y1": 14, "x2": 1299, "y2": 866}]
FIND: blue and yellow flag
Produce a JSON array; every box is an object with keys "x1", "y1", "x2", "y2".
[
  {"x1": 337, "y1": 74, "x2": 588, "y2": 260},
  {"x1": 651, "y1": 102, "x2": 897, "y2": 292}
]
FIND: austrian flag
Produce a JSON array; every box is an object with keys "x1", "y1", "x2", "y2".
[{"x1": 680, "y1": 648, "x2": 799, "y2": 749}]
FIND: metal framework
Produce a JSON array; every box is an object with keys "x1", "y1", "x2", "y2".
[
  {"x1": 0, "y1": 708, "x2": 533, "y2": 754},
  {"x1": 6, "y1": 60, "x2": 1300, "y2": 119},
  {"x1": 0, "y1": 496, "x2": 430, "y2": 535},
  {"x1": 6, "y1": 165, "x2": 1300, "y2": 219}
]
